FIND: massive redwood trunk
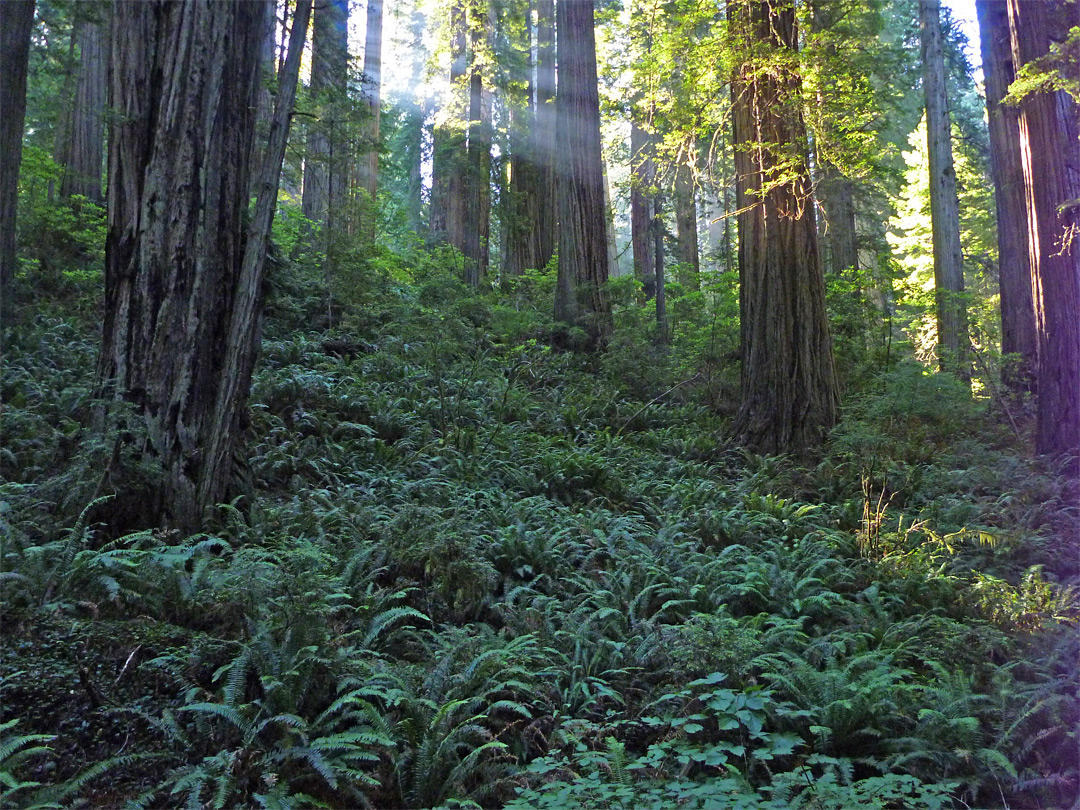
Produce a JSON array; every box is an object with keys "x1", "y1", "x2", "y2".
[
  {"x1": 96, "y1": 0, "x2": 310, "y2": 532},
  {"x1": 729, "y1": 0, "x2": 839, "y2": 455},
  {"x1": 553, "y1": 0, "x2": 610, "y2": 340},
  {"x1": 977, "y1": 0, "x2": 1036, "y2": 391},
  {"x1": 919, "y1": 0, "x2": 970, "y2": 381},
  {"x1": 0, "y1": 0, "x2": 34, "y2": 307},
  {"x1": 1006, "y1": 0, "x2": 1080, "y2": 457}
]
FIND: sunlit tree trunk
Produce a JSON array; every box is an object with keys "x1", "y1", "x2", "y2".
[
  {"x1": 729, "y1": 0, "x2": 839, "y2": 455},
  {"x1": 977, "y1": 0, "x2": 1036, "y2": 391},
  {"x1": 674, "y1": 145, "x2": 701, "y2": 291},
  {"x1": 503, "y1": 3, "x2": 538, "y2": 279},
  {"x1": 919, "y1": 0, "x2": 970, "y2": 382},
  {"x1": 1006, "y1": 0, "x2": 1080, "y2": 457},
  {"x1": 631, "y1": 122, "x2": 656, "y2": 298},
  {"x1": 357, "y1": 0, "x2": 383, "y2": 239},
  {"x1": 0, "y1": 0, "x2": 34, "y2": 306},
  {"x1": 462, "y1": 2, "x2": 492, "y2": 286},
  {"x1": 553, "y1": 0, "x2": 610, "y2": 341},
  {"x1": 96, "y1": 0, "x2": 310, "y2": 532},
  {"x1": 59, "y1": 16, "x2": 107, "y2": 203}
]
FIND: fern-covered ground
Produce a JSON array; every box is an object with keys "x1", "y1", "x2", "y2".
[{"x1": 2, "y1": 257, "x2": 1078, "y2": 809}]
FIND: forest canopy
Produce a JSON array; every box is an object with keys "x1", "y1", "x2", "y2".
[{"x1": 0, "y1": 0, "x2": 1078, "y2": 808}]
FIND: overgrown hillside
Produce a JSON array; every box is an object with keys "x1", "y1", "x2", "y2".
[{"x1": 1, "y1": 257, "x2": 1077, "y2": 809}]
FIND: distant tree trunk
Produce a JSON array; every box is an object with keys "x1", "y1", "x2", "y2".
[
  {"x1": 248, "y1": 0, "x2": 279, "y2": 182},
  {"x1": 729, "y1": 0, "x2": 839, "y2": 455},
  {"x1": 440, "y1": 1, "x2": 470, "y2": 253},
  {"x1": 603, "y1": 159, "x2": 620, "y2": 276},
  {"x1": 816, "y1": 164, "x2": 858, "y2": 277},
  {"x1": 1006, "y1": 0, "x2": 1080, "y2": 458},
  {"x1": 654, "y1": 194, "x2": 668, "y2": 342},
  {"x1": 503, "y1": 6, "x2": 537, "y2": 279},
  {"x1": 674, "y1": 145, "x2": 701, "y2": 291},
  {"x1": 357, "y1": 0, "x2": 383, "y2": 239},
  {"x1": 919, "y1": 0, "x2": 970, "y2": 382},
  {"x1": 59, "y1": 17, "x2": 107, "y2": 203},
  {"x1": 534, "y1": 0, "x2": 557, "y2": 270},
  {"x1": 302, "y1": 0, "x2": 349, "y2": 232},
  {"x1": 96, "y1": 0, "x2": 310, "y2": 532},
  {"x1": 462, "y1": 3, "x2": 492, "y2": 287},
  {"x1": 977, "y1": 0, "x2": 1036, "y2": 392},
  {"x1": 631, "y1": 122, "x2": 656, "y2": 298},
  {"x1": 0, "y1": 0, "x2": 34, "y2": 305},
  {"x1": 553, "y1": 0, "x2": 610, "y2": 341}
]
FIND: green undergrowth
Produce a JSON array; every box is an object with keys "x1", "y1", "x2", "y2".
[{"x1": 1, "y1": 256, "x2": 1078, "y2": 809}]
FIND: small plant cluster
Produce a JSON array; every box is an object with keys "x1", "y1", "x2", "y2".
[{"x1": 2, "y1": 251, "x2": 1078, "y2": 809}]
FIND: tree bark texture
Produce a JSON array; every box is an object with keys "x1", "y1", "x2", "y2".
[
  {"x1": 357, "y1": 0, "x2": 383, "y2": 238},
  {"x1": 816, "y1": 164, "x2": 858, "y2": 277},
  {"x1": 728, "y1": 0, "x2": 839, "y2": 455},
  {"x1": 1007, "y1": 0, "x2": 1080, "y2": 457},
  {"x1": 0, "y1": 0, "x2": 35, "y2": 302},
  {"x1": 462, "y1": 2, "x2": 493, "y2": 286},
  {"x1": 503, "y1": 6, "x2": 538, "y2": 279},
  {"x1": 96, "y1": 0, "x2": 308, "y2": 532},
  {"x1": 59, "y1": 17, "x2": 108, "y2": 203},
  {"x1": 533, "y1": 0, "x2": 557, "y2": 271},
  {"x1": 553, "y1": 0, "x2": 610, "y2": 340},
  {"x1": 433, "y1": 2, "x2": 469, "y2": 250},
  {"x1": 919, "y1": 0, "x2": 970, "y2": 381},
  {"x1": 302, "y1": 0, "x2": 349, "y2": 231},
  {"x1": 977, "y1": 0, "x2": 1036, "y2": 391}
]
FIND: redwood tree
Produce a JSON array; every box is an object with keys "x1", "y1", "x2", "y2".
[
  {"x1": 553, "y1": 0, "x2": 610, "y2": 340},
  {"x1": 357, "y1": 0, "x2": 383, "y2": 238},
  {"x1": 919, "y1": 0, "x2": 970, "y2": 381},
  {"x1": 728, "y1": 0, "x2": 839, "y2": 455},
  {"x1": 977, "y1": 0, "x2": 1036, "y2": 391},
  {"x1": 0, "y1": 0, "x2": 34, "y2": 305},
  {"x1": 96, "y1": 0, "x2": 311, "y2": 531},
  {"x1": 59, "y1": 13, "x2": 107, "y2": 203},
  {"x1": 1006, "y1": 0, "x2": 1080, "y2": 457}
]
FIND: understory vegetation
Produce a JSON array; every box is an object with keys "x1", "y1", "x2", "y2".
[{"x1": 2, "y1": 247, "x2": 1078, "y2": 809}]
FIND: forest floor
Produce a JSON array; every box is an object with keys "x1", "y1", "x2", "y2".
[{"x1": 2, "y1": 267, "x2": 1078, "y2": 809}]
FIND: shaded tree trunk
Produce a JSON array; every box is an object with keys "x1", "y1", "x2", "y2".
[
  {"x1": 1006, "y1": 0, "x2": 1080, "y2": 457},
  {"x1": 729, "y1": 0, "x2": 839, "y2": 455},
  {"x1": 533, "y1": 0, "x2": 557, "y2": 271},
  {"x1": 462, "y1": 2, "x2": 493, "y2": 286},
  {"x1": 816, "y1": 164, "x2": 858, "y2": 277},
  {"x1": 302, "y1": 0, "x2": 349, "y2": 232},
  {"x1": 919, "y1": 0, "x2": 970, "y2": 381},
  {"x1": 357, "y1": 0, "x2": 383, "y2": 239},
  {"x1": 553, "y1": 0, "x2": 610, "y2": 340},
  {"x1": 0, "y1": 0, "x2": 35, "y2": 305},
  {"x1": 59, "y1": 16, "x2": 107, "y2": 203},
  {"x1": 96, "y1": 0, "x2": 310, "y2": 532},
  {"x1": 977, "y1": 0, "x2": 1036, "y2": 392},
  {"x1": 433, "y1": 2, "x2": 469, "y2": 249}
]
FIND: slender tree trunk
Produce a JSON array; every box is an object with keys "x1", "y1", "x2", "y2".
[
  {"x1": 654, "y1": 194, "x2": 668, "y2": 342},
  {"x1": 462, "y1": 2, "x2": 492, "y2": 287},
  {"x1": 1006, "y1": 0, "x2": 1080, "y2": 457},
  {"x1": 534, "y1": 0, "x2": 557, "y2": 270},
  {"x1": 0, "y1": 0, "x2": 35, "y2": 306},
  {"x1": 357, "y1": 0, "x2": 383, "y2": 239},
  {"x1": 919, "y1": 0, "x2": 970, "y2": 381},
  {"x1": 631, "y1": 122, "x2": 656, "y2": 298},
  {"x1": 729, "y1": 0, "x2": 839, "y2": 455},
  {"x1": 674, "y1": 144, "x2": 701, "y2": 291},
  {"x1": 302, "y1": 0, "x2": 349, "y2": 232},
  {"x1": 96, "y1": 0, "x2": 310, "y2": 532},
  {"x1": 503, "y1": 4, "x2": 536, "y2": 279},
  {"x1": 60, "y1": 17, "x2": 108, "y2": 203},
  {"x1": 553, "y1": 0, "x2": 610, "y2": 341},
  {"x1": 977, "y1": 0, "x2": 1037, "y2": 392},
  {"x1": 439, "y1": 2, "x2": 469, "y2": 251}
]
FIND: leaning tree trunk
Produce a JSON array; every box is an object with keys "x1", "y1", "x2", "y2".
[
  {"x1": 96, "y1": 0, "x2": 311, "y2": 532},
  {"x1": 729, "y1": 0, "x2": 839, "y2": 456},
  {"x1": 0, "y1": 0, "x2": 35, "y2": 308},
  {"x1": 919, "y1": 0, "x2": 970, "y2": 382},
  {"x1": 978, "y1": 0, "x2": 1036, "y2": 391},
  {"x1": 1006, "y1": 0, "x2": 1080, "y2": 458},
  {"x1": 59, "y1": 16, "x2": 107, "y2": 203},
  {"x1": 553, "y1": 0, "x2": 610, "y2": 341}
]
